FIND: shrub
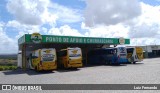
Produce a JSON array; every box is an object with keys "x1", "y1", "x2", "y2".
[
  {"x1": 9, "y1": 66, "x2": 13, "y2": 70},
  {"x1": 0, "y1": 67, "x2": 3, "y2": 71},
  {"x1": 4, "y1": 66, "x2": 9, "y2": 70},
  {"x1": 0, "y1": 66, "x2": 17, "y2": 71},
  {"x1": 7, "y1": 64, "x2": 13, "y2": 66},
  {"x1": 12, "y1": 66, "x2": 17, "y2": 70}
]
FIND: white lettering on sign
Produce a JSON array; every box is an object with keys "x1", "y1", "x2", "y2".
[
  {"x1": 90, "y1": 39, "x2": 92, "y2": 43},
  {"x1": 84, "y1": 38, "x2": 86, "y2": 43},
  {"x1": 46, "y1": 37, "x2": 52, "y2": 42},
  {"x1": 79, "y1": 38, "x2": 83, "y2": 43},
  {"x1": 59, "y1": 37, "x2": 62, "y2": 42},
  {"x1": 45, "y1": 36, "x2": 114, "y2": 44},
  {"x1": 76, "y1": 38, "x2": 79, "y2": 43},
  {"x1": 87, "y1": 39, "x2": 90, "y2": 43},
  {"x1": 63, "y1": 38, "x2": 69, "y2": 43},
  {"x1": 70, "y1": 38, "x2": 75, "y2": 42}
]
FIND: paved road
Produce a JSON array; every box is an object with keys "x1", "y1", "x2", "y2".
[{"x1": 0, "y1": 58, "x2": 160, "y2": 93}]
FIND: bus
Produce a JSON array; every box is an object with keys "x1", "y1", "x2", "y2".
[
  {"x1": 28, "y1": 48, "x2": 57, "y2": 71},
  {"x1": 57, "y1": 47, "x2": 83, "y2": 68},
  {"x1": 87, "y1": 47, "x2": 128, "y2": 65},
  {"x1": 126, "y1": 47, "x2": 143, "y2": 64},
  {"x1": 116, "y1": 47, "x2": 128, "y2": 64}
]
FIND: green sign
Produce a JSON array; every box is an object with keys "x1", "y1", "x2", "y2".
[
  {"x1": 18, "y1": 34, "x2": 130, "y2": 45},
  {"x1": 43, "y1": 35, "x2": 115, "y2": 44},
  {"x1": 31, "y1": 33, "x2": 42, "y2": 43},
  {"x1": 18, "y1": 35, "x2": 25, "y2": 45}
]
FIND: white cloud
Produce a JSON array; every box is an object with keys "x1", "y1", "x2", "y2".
[
  {"x1": 48, "y1": 25, "x2": 83, "y2": 36},
  {"x1": 6, "y1": 20, "x2": 21, "y2": 28},
  {"x1": 81, "y1": 22, "x2": 129, "y2": 38},
  {"x1": 128, "y1": 23, "x2": 159, "y2": 38},
  {"x1": 7, "y1": 0, "x2": 45, "y2": 25},
  {"x1": 49, "y1": 3, "x2": 83, "y2": 23},
  {"x1": 2, "y1": 0, "x2": 160, "y2": 54},
  {"x1": 0, "y1": 22, "x2": 18, "y2": 54},
  {"x1": 130, "y1": 38, "x2": 160, "y2": 46},
  {"x1": 6, "y1": 20, "x2": 41, "y2": 39},
  {"x1": 128, "y1": 3, "x2": 160, "y2": 38},
  {"x1": 84, "y1": 0, "x2": 141, "y2": 27},
  {"x1": 6, "y1": 0, "x2": 82, "y2": 26},
  {"x1": 83, "y1": 2, "x2": 160, "y2": 46}
]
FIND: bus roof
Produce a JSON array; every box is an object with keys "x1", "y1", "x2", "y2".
[
  {"x1": 93, "y1": 48, "x2": 116, "y2": 50},
  {"x1": 60, "y1": 47, "x2": 81, "y2": 51},
  {"x1": 67, "y1": 47, "x2": 81, "y2": 49}
]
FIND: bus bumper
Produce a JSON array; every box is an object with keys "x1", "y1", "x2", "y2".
[
  {"x1": 39, "y1": 65, "x2": 57, "y2": 71},
  {"x1": 68, "y1": 63, "x2": 83, "y2": 68},
  {"x1": 117, "y1": 58, "x2": 128, "y2": 64}
]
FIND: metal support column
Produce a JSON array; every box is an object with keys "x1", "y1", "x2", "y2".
[
  {"x1": 85, "y1": 47, "x2": 88, "y2": 66},
  {"x1": 22, "y1": 44, "x2": 26, "y2": 70}
]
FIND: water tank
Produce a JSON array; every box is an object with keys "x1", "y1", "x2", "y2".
[{"x1": 17, "y1": 52, "x2": 22, "y2": 68}]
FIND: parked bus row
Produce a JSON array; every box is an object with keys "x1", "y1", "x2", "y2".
[
  {"x1": 28, "y1": 47, "x2": 82, "y2": 71},
  {"x1": 27, "y1": 46, "x2": 143, "y2": 71},
  {"x1": 87, "y1": 47, "x2": 143, "y2": 65}
]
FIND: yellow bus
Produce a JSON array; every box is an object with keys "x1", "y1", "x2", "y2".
[
  {"x1": 136, "y1": 47, "x2": 144, "y2": 61},
  {"x1": 126, "y1": 47, "x2": 143, "y2": 64},
  {"x1": 57, "y1": 47, "x2": 83, "y2": 69},
  {"x1": 28, "y1": 48, "x2": 57, "y2": 71}
]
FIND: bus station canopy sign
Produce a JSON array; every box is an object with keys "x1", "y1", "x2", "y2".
[{"x1": 18, "y1": 34, "x2": 130, "y2": 45}]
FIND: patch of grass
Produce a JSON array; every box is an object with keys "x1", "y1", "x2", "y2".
[{"x1": 0, "y1": 65, "x2": 17, "y2": 71}]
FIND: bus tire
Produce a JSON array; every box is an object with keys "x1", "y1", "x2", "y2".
[
  {"x1": 102, "y1": 59, "x2": 106, "y2": 65},
  {"x1": 35, "y1": 66, "x2": 38, "y2": 71},
  {"x1": 133, "y1": 62, "x2": 136, "y2": 64},
  {"x1": 106, "y1": 60, "x2": 110, "y2": 65},
  {"x1": 36, "y1": 65, "x2": 40, "y2": 72}
]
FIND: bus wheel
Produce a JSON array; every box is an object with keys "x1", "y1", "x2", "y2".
[
  {"x1": 35, "y1": 66, "x2": 38, "y2": 71},
  {"x1": 133, "y1": 62, "x2": 136, "y2": 64},
  {"x1": 102, "y1": 59, "x2": 106, "y2": 65},
  {"x1": 62, "y1": 64, "x2": 65, "y2": 69},
  {"x1": 105, "y1": 60, "x2": 109, "y2": 65},
  {"x1": 109, "y1": 61, "x2": 112, "y2": 65},
  {"x1": 36, "y1": 66, "x2": 40, "y2": 72}
]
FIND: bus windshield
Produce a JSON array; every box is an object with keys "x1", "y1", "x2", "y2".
[
  {"x1": 117, "y1": 47, "x2": 127, "y2": 58},
  {"x1": 41, "y1": 49, "x2": 56, "y2": 62},
  {"x1": 127, "y1": 48, "x2": 134, "y2": 53},
  {"x1": 68, "y1": 48, "x2": 82, "y2": 59}
]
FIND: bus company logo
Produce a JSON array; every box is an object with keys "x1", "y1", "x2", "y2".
[
  {"x1": 31, "y1": 33, "x2": 42, "y2": 43},
  {"x1": 44, "y1": 50, "x2": 51, "y2": 54},
  {"x1": 71, "y1": 50, "x2": 78, "y2": 54},
  {"x1": 119, "y1": 37, "x2": 125, "y2": 44},
  {"x1": 119, "y1": 47, "x2": 125, "y2": 53},
  {"x1": 2, "y1": 85, "x2": 11, "y2": 90}
]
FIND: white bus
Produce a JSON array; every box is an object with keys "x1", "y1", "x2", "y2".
[
  {"x1": 116, "y1": 47, "x2": 128, "y2": 64},
  {"x1": 126, "y1": 47, "x2": 143, "y2": 64}
]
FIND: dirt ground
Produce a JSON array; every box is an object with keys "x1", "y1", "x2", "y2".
[{"x1": 0, "y1": 59, "x2": 17, "y2": 65}]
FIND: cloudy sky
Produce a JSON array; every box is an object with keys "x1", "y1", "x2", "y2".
[{"x1": 0, "y1": 0, "x2": 160, "y2": 54}]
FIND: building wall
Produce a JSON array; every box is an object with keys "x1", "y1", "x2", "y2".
[
  {"x1": 127, "y1": 45, "x2": 160, "y2": 58},
  {"x1": 136, "y1": 45, "x2": 160, "y2": 58}
]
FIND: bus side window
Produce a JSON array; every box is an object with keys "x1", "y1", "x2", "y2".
[
  {"x1": 58, "y1": 50, "x2": 67, "y2": 57},
  {"x1": 114, "y1": 49, "x2": 117, "y2": 53},
  {"x1": 32, "y1": 52, "x2": 38, "y2": 59},
  {"x1": 111, "y1": 50, "x2": 113, "y2": 54},
  {"x1": 135, "y1": 55, "x2": 137, "y2": 59}
]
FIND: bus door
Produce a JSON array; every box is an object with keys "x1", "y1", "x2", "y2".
[
  {"x1": 136, "y1": 47, "x2": 143, "y2": 61},
  {"x1": 127, "y1": 48, "x2": 134, "y2": 62}
]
